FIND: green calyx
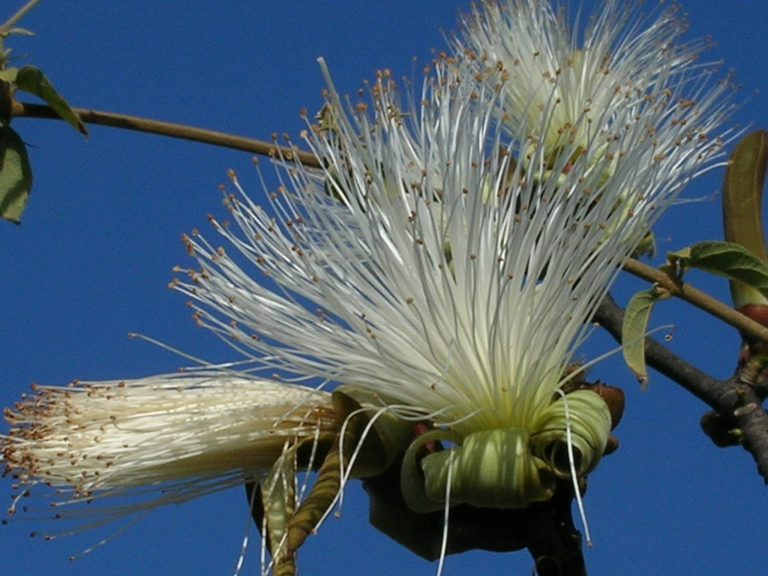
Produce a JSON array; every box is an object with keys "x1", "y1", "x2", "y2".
[{"x1": 401, "y1": 389, "x2": 611, "y2": 511}]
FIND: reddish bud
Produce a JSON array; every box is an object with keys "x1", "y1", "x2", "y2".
[
  {"x1": 592, "y1": 384, "x2": 625, "y2": 430},
  {"x1": 737, "y1": 304, "x2": 768, "y2": 328}
]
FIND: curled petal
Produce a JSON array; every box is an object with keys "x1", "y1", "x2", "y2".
[{"x1": 530, "y1": 390, "x2": 612, "y2": 479}]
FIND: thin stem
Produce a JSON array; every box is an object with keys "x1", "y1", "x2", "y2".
[
  {"x1": 623, "y1": 257, "x2": 768, "y2": 345},
  {"x1": 0, "y1": 0, "x2": 40, "y2": 35},
  {"x1": 12, "y1": 101, "x2": 322, "y2": 168}
]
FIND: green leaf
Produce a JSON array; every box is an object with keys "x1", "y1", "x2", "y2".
[
  {"x1": 632, "y1": 231, "x2": 657, "y2": 259},
  {"x1": 722, "y1": 131, "x2": 768, "y2": 307},
  {"x1": 15, "y1": 66, "x2": 87, "y2": 135},
  {"x1": 669, "y1": 241, "x2": 768, "y2": 301},
  {"x1": 0, "y1": 125, "x2": 32, "y2": 224},
  {"x1": 622, "y1": 287, "x2": 666, "y2": 385}
]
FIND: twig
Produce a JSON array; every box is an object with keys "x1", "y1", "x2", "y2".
[
  {"x1": 11, "y1": 101, "x2": 322, "y2": 168},
  {"x1": 0, "y1": 0, "x2": 40, "y2": 35},
  {"x1": 623, "y1": 257, "x2": 768, "y2": 346}
]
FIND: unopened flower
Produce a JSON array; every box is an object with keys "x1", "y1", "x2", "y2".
[{"x1": 2, "y1": 374, "x2": 336, "y2": 525}]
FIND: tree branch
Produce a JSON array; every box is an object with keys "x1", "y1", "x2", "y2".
[
  {"x1": 595, "y1": 293, "x2": 768, "y2": 483},
  {"x1": 11, "y1": 101, "x2": 322, "y2": 168}
]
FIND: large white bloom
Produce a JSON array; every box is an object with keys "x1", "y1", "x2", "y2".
[{"x1": 173, "y1": 33, "x2": 729, "y2": 507}]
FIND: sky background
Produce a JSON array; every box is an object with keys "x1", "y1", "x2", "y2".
[{"x1": 1, "y1": 1, "x2": 767, "y2": 575}]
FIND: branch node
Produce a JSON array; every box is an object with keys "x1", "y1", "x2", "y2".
[{"x1": 733, "y1": 402, "x2": 760, "y2": 418}]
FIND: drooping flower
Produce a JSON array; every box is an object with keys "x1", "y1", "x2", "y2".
[{"x1": 2, "y1": 374, "x2": 337, "y2": 527}]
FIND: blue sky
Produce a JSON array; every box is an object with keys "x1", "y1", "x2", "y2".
[{"x1": 1, "y1": 1, "x2": 767, "y2": 575}]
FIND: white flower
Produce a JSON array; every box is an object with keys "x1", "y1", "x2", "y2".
[
  {"x1": 456, "y1": 0, "x2": 733, "y2": 185},
  {"x1": 2, "y1": 374, "x2": 336, "y2": 524},
  {"x1": 173, "y1": 28, "x2": 729, "y2": 507}
]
